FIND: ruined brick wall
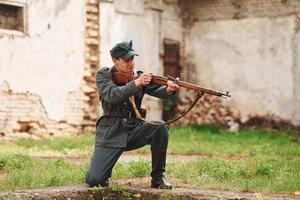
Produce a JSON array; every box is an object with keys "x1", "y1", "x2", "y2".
[
  {"x1": 182, "y1": 0, "x2": 300, "y2": 22},
  {"x1": 61, "y1": 0, "x2": 100, "y2": 133},
  {"x1": 0, "y1": 0, "x2": 100, "y2": 139},
  {"x1": 81, "y1": 0, "x2": 100, "y2": 132},
  {"x1": 0, "y1": 84, "x2": 79, "y2": 139}
]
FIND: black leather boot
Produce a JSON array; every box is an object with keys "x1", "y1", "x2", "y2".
[
  {"x1": 151, "y1": 151, "x2": 172, "y2": 189},
  {"x1": 100, "y1": 180, "x2": 109, "y2": 187}
]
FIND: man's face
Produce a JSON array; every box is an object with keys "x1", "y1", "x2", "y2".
[{"x1": 113, "y1": 57, "x2": 135, "y2": 74}]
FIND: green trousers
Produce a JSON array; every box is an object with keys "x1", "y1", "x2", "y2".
[{"x1": 85, "y1": 122, "x2": 169, "y2": 187}]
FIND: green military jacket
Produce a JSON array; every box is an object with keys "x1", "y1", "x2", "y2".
[{"x1": 95, "y1": 66, "x2": 171, "y2": 148}]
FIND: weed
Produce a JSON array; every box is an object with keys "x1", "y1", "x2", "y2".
[{"x1": 128, "y1": 159, "x2": 150, "y2": 177}]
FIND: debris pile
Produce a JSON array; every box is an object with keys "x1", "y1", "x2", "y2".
[
  {"x1": 175, "y1": 90, "x2": 240, "y2": 131},
  {"x1": 175, "y1": 90, "x2": 300, "y2": 133}
]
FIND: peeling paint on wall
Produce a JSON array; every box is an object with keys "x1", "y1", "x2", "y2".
[
  {"x1": 178, "y1": 0, "x2": 300, "y2": 128},
  {"x1": 0, "y1": 0, "x2": 100, "y2": 139}
]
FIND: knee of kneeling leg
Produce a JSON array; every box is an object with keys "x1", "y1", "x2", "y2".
[{"x1": 159, "y1": 124, "x2": 169, "y2": 137}]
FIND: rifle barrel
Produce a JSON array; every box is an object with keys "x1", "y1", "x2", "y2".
[{"x1": 152, "y1": 75, "x2": 231, "y2": 98}]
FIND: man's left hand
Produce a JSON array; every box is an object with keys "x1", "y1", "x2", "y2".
[{"x1": 166, "y1": 80, "x2": 180, "y2": 95}]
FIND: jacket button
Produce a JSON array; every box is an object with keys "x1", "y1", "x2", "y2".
[
  {"x1": 123, "y1": 118, "x2": 127, "y2": 122},
  {"x1": 124, "y1": 102, "x2": 127, "y2": 105}
]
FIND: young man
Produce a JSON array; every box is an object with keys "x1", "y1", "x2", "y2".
[{"x1": 85, "y1": 40, "x2": 179, "y2": 189}]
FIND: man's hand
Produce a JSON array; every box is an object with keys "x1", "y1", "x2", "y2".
[
  {"x1": 135, "y1": 73, "x2": 152, "y2": 87},
  {"x1": 166, "y1": 80, "x2": 180, "y2": 95}
]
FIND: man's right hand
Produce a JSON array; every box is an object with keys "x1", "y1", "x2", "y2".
[{"x1": 135, "y1": 73, "x2": 152, "y2": 87}]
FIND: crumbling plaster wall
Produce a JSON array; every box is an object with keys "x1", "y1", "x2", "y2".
[
  {"x1": 181, "y1": 0, "x2": 300, "y2": 126},
  {"x1": 160, "y1": 0, "x2": 182, "y2": 43},
  {"x1": 0, "y1": 0, "x2": 99, "y2": 139},
  {"x1": 0, "y1": 0, "x2": 85, "y2": 119}
]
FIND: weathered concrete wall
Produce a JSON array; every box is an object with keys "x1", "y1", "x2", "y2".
[
  {"x1": 181, "y1": 0, "x2": 300, "y2": 126},
  {"x1": 99, "y1": 0, "x2": 164, "y2": 120},
  {"x1": 182, "y1": 0, "x2": 300, "y2": 21},
  {"x1": 0, "y1": 0, "x2": 100, "y2": 139},
  {"x1": 293, "y1": 18, "x2": 300, "y2": 125},
  {"x1": 161, "y1": 0, "x2": 182, "y2": 43},
  {"x1": 0, "y1": 0, "x2": 85, "y2": 120}
]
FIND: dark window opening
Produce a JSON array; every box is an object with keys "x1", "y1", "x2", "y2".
[
  {"x1": 162, "y1": 39, "x2": 181, "y2": 122},
  {"x1": 0, "y1": 3, "x2": 24, "y2": 31}
]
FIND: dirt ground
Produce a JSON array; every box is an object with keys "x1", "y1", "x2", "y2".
[
  {"x1": 0, "y1": 175, "x2": 299, "y2": 200},
  {"x1": 112, "y1": 177, "x2": 299, "y2": 200},
  {"x1": 0, "y1": 178, "x2": 298, "y2": 200}
]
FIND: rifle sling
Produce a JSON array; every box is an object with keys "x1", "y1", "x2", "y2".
[
  {"x1": 128, "y1": 90, "x2": 204, "y2": 125},
  {"x1": 164, "y1": 90, "x2": 203, "y2": 125}
]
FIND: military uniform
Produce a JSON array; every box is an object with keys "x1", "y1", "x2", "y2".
[{"x1": 85, "y1": 40, "x2": 173, "y2": 189}]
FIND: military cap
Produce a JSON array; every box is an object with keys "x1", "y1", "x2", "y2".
[{"x1": 110, "y1": 40, "x2": 139, "y2": 61}]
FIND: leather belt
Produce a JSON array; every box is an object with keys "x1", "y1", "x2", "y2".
[{"x1": 103, "y1": 111, "x2": 133, "y2": 118}]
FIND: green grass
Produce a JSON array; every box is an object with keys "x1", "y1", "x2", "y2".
[
  {"x1": 0, "y1": 154, "x2": 150, "y2": 191},
  {"x1": 1, "y1": 124, "x2": 298, "y2": 158},
  {"x1": 168, "y1": 157, "x2": 300, "y2": 193},
  {"x1": 0, "y1": 125, "x2": 299, "y2": 193},
  {"x1": 168, "y1": 124, "x2": 300, "y2": 157},
  {"x1": 0, "y1": 154, "x2": 87, "y2": 191},
  {"x1": 0, "y1": 134, "x2": 94, "y2": 157},
  {"x1": 113, "y1": 159, "x2": 151, "y2": 179}
]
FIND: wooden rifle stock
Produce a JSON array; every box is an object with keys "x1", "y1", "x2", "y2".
[{"x1": 151, "y1": 75, "x2": 231, "y2": 98}]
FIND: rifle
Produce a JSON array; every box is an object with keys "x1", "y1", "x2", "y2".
[
  {"x1": 113, "y1": 72, "x2": 231, "y2": 124},
  {"x1": 113, "y1": 72, "x2": 231, "y2": 98},
  {"x1": 151, "y1": 75, "x2": 231, "y2": 98}
]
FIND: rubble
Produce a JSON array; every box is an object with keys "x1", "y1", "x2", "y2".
[
  {"x1": 175, "y1": 89, "x2": 240, "y2": 131},
  {"x1": 174, "y1": 89, "x2": 300, "y2": 133}
]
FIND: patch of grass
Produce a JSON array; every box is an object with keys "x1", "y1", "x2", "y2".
[
  {"x1": 113, "y1": 160, "x2": 150, "y2": 179},
  {"x1": 0, "y1": 135, "x2": 94, "y2": 156},
  {"x1": 0, "y1": 155, "x2": 151, "y2": 192},
  {"x1": 0, "y1": 154, "x2": 87, "y2": 191},
  {"x1": 2, "y1": 125, "x2": 298, "y2": 159},
  {"x1": 167, "y1": 124, "x2": 300, "y2": 158},
  {"x1": 167, "y1": 157, "x2": 300, "y2": 193},
  {"x1": 13, "y1": 135, "x2": 94, "y2": 151}
]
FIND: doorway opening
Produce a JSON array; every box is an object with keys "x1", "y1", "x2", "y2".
[{"x1": 162, "y1": 39, "x2": 181, "y2": 121}]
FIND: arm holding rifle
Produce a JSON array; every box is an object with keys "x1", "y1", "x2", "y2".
[
  {"x1": 134, "y1": 73, "x2": 180, "y2": 94},
  {"x1": 166, "y1": 79, "x2": 180, "y2": 95},
  {"x1": 113, "y1": 71, "x2": 231, "y2": 124}
]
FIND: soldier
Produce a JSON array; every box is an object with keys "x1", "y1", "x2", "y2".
[{"x1": 85, "y1": 40, "x2": 179, "y2": 189}]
